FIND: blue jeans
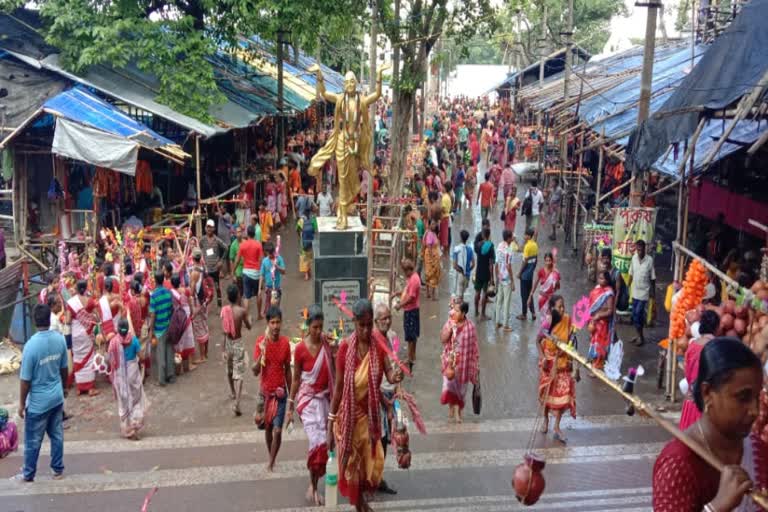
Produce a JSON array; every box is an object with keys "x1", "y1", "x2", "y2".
[{"x1": 24, "y1": 402, "x2": 64, "y2": 480}]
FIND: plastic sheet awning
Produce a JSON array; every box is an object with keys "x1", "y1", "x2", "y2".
[{"x1": 45, "y1": 86, "x2": 189, "y2": 175}]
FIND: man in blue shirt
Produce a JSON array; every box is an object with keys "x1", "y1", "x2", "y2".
[
  {"x1": 14, "y1": 303, "x2": 68, "y2": 482},
  {"x1": 451, "y1": 230, "x2": 475, "y2": 301},
  {"x1": 149, "y1": 271, "x2": 175, "y2": 386},
  {"x1": 259, "y1": 241, "x2": 286, "y2": 316}
]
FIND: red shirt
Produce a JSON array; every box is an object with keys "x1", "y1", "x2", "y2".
[
  {"x1": 253, "y1": 335, "x2": 291, "y2": 393},
  {"x1": 403, "y1": 272, "x2": 421, "y2": 311},
  {"x1": 237, "y1": 239, "x2": 263, "y2": 271},
  {"x1": 293, "y1": 342, "x2": 330, "y2": 392},
  {"x1": 479, "y1": 182, "x2": 494, "y2": 207}
]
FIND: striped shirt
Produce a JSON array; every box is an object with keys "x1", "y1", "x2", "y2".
[{"x1": 149, "y1": 287, "x2": 173, "y2": 335}]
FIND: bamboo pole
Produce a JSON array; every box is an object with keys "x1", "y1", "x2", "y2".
[
  {"x1": 598, "y1": 176, "x2": 635, "y2": 203},
  {"x1": 593, "y1": 127, "x2": 605, "y2": 221},
  {"x1": 195, "y1": 135, "x2": 202, "y2": 239},
  {"x1": 572, "y1": 131, "x2": 584, "y2": 249},
  {"x1": 699, "y1": 68, "x2": 768, "y2": 170},
  {"x1": 550, "y1": 337, "x2": 768, "y2": 510}
]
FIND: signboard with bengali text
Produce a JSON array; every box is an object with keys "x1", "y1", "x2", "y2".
[{"x1": 611, "y1": 207, "x2": 657, "y2": 274}]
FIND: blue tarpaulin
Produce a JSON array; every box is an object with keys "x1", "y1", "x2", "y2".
[{"x1": 44, "y1": 86, "x2": 177, "y2": 149}]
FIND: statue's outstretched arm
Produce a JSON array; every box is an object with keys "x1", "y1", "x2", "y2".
[
  {"x1": 363, "y1": 63, "x2": 391, "y2": 106},
  {"x1": 309, "y1": 64, "x2": 339, "y2": 103}
]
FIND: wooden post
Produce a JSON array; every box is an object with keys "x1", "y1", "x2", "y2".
[
  {"x1": 593, "y1": 128, "x2": 605, "y2": 221},
  {"x1": 195, "y1": 135, "x2": 202, "y2": 239},
  {"x1": 572, "y1": 131, "x2": 584, "y2": 249}
]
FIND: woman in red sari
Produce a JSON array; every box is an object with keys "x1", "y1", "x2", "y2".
[
  {"x1": 679, "y1": 310, "x2": 719, "y2": 431},
  {"x1": 537, "y1": 295, "x2": 576, "y2": 444},
  {"x1": 440, "y1": 301, "x2": 480, "y2": 423},
  {"x1": 528, "y1": 252, "x2": 560, "y2": 319},
  {"x1": 327, "y1": 299, "x2": 403, "y2": 512},
  {"x1": 587, "y1": 271, "x2": 615, "y2": 371},
  {"x1": 653, "y1": 337, "x2": 767, "y2": 512},
  {"x1": 287, "y1": 305, "x2": 334, "y2": 506}
]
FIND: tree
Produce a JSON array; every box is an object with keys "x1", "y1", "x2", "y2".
[
  {"x1": 378, "y1": 0, "x2": 497, "y2": 193},
  {"x1": 499, "y1": 0, "x2": 625, "y2": 67},
  {"x1": 0, "y1": 0, "x2": 365, "y2": 123}
]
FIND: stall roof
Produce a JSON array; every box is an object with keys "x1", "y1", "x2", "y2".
[
  {"x1": 0, "y1": 53, "x2": 67, "y2": 140},
  {"x1": 627, "y1": 0, "x2": 768, "y2": 172},
  {"x1": 0, "y1": 10, "x2": 346, "y2": 137},
  {"x1": 43, "y1": 86, "x2": 186, "y2": 153},
  {"x1": 488, "y1": 45, "x2": 591, "y2": 94}
]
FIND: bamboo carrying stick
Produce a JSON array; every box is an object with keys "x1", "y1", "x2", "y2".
[{"x1": 551, "y1": 339, "x2": 768, "y2": 509}]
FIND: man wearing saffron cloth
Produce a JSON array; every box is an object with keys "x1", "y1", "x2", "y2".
[
  {"x1": 252, "y1": 306, "x2": 292, "y2": 472},
  {"x1": 327, "y1": 299, "x2": 403, "y2": 512}
]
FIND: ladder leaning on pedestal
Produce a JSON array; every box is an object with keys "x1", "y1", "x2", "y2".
[{"x1": 365, "y1": 203, "x2": 418, "y2": 309}]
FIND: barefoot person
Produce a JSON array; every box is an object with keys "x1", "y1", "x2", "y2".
[
  {"x1": 393, "y1": 259, "x2": 420, "y2": 373},
  {"x1": 374, "y1": 303, "x2": 399, "y2": 495},
  {"x1": 221, "y1": 284, "x2": 251, "y2": 416},
  {"x1": 537, "y1": 295, "x2": 576, "y2": 444},
  {"x1": 65, "y1": 280, "x2": 100, "y2": 396},
  {"x1": 107, "y1": 319, "x2": 147, "y2": 440},
  {"x1": 287, "y1": 305, "x2": 334, "y2": 505},
  {"x1": 440, "y1": 301, "x2": 480, "y2": 423},
  {"x1": 327, "y1": 299, "x2": 403, "y2": 512},
  {"x1": 252, "y1": 306, "x2": 292, "y2": 472}
]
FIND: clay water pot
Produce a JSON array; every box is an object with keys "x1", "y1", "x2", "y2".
[
  {"x1": 512, "y1": 453, "x2": 546, "y2": 505},
  {"x1": 443, "y1": 365, "x2": 456, "y2": 380}
]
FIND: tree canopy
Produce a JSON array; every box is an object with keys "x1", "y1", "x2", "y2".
[
  {"x1": 0, "y1": 0, "x2": 365, "y2": 122},
  {"x1": 499, "y1": 0, "x2": 625, "y2": 65}
]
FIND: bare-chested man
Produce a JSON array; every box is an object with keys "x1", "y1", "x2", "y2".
[{"x1": 221, "y1": 284, "x2": 251, "y2": 416}]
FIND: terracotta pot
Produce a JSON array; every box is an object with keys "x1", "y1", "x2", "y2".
[
  {"x1": 512, "y1": 453, "x2": 546, "y2": 505},
  {"x1": 443, "y1": 365, "x2": 456, "y2": 380}
]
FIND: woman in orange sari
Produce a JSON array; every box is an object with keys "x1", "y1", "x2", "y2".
[
  {"x1": 328, "y1": 299, "x2": 403, "y2": 512},
  {"x1": 422, "y1": 220, "x2": 442, "y2": 300},
  {"x1": 587, "y1": 271, "x2": 615, "y2": 370},
  {"x1": 537, "y1": 295, "x2": 576, "y2": 444}
]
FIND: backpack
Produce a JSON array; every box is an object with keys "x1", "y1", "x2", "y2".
[
  {"x1": 521, "y1": 192, "x2": 533, "y2": 217},
  {"x1": 166, "y1": 299, "x2": 189, "y2": 346},
  {"x1": 301, "y1": 218, "x2": 315, "y2": 251}
]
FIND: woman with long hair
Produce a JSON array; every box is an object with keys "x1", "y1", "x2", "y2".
[
  {"x1": 537, "y1": 295, "x2": 576, "y2": 444},
  {"x1": 287, "y1": 305, "x2": 335, "y2": 506},
  {"x1": 587, "y1": 270, "x2": 615, "y2": 371},
  {"x1": 653, "y1": 337, "x2": 766, "y2": 511}
]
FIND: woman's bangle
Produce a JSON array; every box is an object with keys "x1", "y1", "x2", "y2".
[
  {"x1": 704, "y1": 504, "x2": 718, "y2": 512},
  {"x1": 327, "y1": 413, "x2": 337, "y2": 422}
]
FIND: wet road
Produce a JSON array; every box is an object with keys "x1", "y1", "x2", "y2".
[{"x1": 0, "y1": 167, "x2": 673, "y2": 511}]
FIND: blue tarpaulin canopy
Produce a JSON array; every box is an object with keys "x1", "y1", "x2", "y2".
[
  {"x1": 43, "y1": 86, "x2": 179, "y2": 149},
  {"x1": 43, "y1": 86, "x2": 188, "y2": 175}
]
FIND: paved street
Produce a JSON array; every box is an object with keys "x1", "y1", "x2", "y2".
[{"x1": 0, "y1": 174, "x2": 673, "y2": 511}]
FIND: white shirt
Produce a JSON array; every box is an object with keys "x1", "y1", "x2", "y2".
[
  {"x1": 527, "y1": 189, "x2": 545, "y2": 216},
  {"x1": 452, "y1": 242, "x2": 474, "y2": 278},
  {"x1": 496, "y1": 241, "x2": 513, "y2": 283},
  {"x1": 629, "y1": 253, "x2": 656, "y2": 301},
  {"x1": 317, "y1": 192, "x2": 333, "y2": 217}
]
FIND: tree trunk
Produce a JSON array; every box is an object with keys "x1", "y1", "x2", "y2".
[{"x1": 388, "y1": 88, "x2": 415, "y2": 194}]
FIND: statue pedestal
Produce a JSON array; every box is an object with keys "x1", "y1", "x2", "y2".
[{"x1": 313, "y1": 216, "x2": 368, "y2": 337}]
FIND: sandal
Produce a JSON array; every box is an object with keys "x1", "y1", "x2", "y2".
[{"x1": 553, "y1": 432, "x2": 568, "y2": 444}]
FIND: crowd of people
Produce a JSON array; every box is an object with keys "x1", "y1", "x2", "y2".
[{"x1": 6, "y1": 93, "x2": 768, "y2": 512}]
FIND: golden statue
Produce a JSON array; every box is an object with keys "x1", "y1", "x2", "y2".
[{"x1": 308, "y1": 63, "x2": 389, "y2": 229}]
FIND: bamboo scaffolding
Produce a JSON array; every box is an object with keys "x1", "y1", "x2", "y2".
[
  {"x1": 551, "y1": 337, "x2": 768, "y2": 509},
  {"x1": 598, "y1": 176, "x2": 635, "y2": 203}
]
